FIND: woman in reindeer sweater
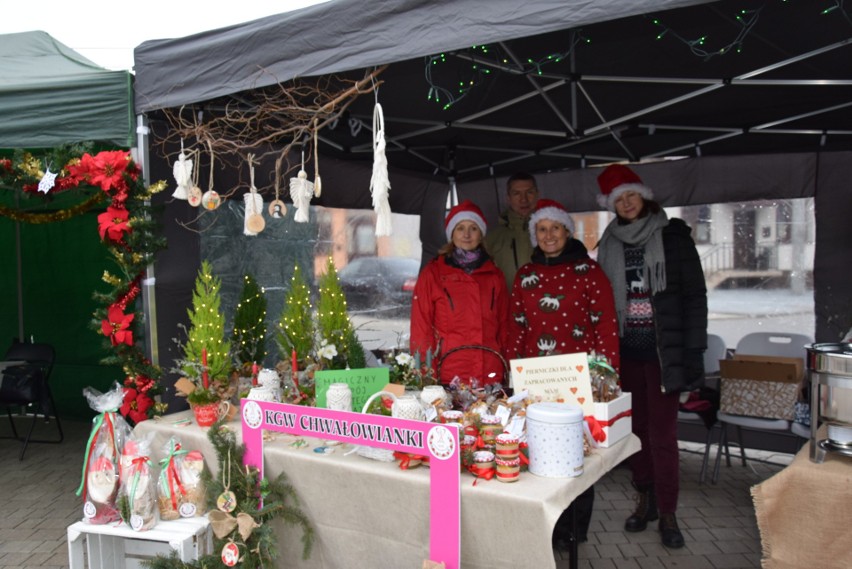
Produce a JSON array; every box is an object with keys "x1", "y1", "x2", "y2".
[
  {"x1": 508, "y1": 199, "x2": 620, "y2": 369},
  {"x1": 507, "y1": 198, "x2": 619, "y2": 548}
]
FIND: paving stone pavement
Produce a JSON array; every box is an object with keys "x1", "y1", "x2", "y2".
[{"x1": 0, "y1": 417, "x2": 791, "y2": 568}]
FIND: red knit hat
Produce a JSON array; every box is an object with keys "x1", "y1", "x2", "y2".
[
  {"x1": 527, "y1": 199, "x2": 575, "y2": 246},
  {"x1": 596, "y1": 164, "x2": 654, "y2": 212},
  {"x1": 444, "y1": 199, "x2": 487, "y2": 241}
]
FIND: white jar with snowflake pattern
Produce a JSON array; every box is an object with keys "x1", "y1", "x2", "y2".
[{"x1": 525, "y1": 402, "x2": 584, "y2": 478}]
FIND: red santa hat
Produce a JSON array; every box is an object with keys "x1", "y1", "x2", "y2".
[
  {"x1": 596, "y1": 164, "x2": 654, "y2": 212},
  {"x1": 444, "y1": 199, "x2": 487, "y2": 241},
  {"x1": 527, "y1": 199, "x2": 575, "y2": 246}
]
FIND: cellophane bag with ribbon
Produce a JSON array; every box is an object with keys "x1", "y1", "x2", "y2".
[
  {"x1": 76, "y1": 383, "x2": 132, "y2": 524},
  {"x1": 157, "y1": 437, "x2": 207, "y2": 520},
  {"x1": 119, "y1": 434, "x2": 158, "y2": 531}
]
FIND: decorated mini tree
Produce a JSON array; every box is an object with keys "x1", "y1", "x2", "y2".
[
  {"x1": 232, "y1": 272, "x2": 267, "y2": 373},
  {"x1": 316, "y1": 257, "x2": 366, "y2": 370},
  {"x1": 277, "y1": 264, "x2": 316, "y2": 369},
  {"x1": 181, "y1": 260, "x2": 233, "y2": 403}
]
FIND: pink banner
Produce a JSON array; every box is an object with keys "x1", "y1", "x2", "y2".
[{"x1": 241, "y1": 399, "x2": 460, "y2": 569}]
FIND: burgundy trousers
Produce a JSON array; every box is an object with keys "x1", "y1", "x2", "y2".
[{"x1": 620, "y1": 358, "x2": 681, "y2": 514}]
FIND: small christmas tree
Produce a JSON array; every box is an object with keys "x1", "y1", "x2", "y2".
[
  {"x1": 316, "y1": 257, "x2": 366, "y2": 369},
  {"x1": 232, "y1": 272, "x2": 267, "y2": 371},
  {"x1": 182, "y1": 260, "x2": 232, "y2": 383},
  {"x1": 277, "y1": 264, "x2": 316, "y2": 368}
]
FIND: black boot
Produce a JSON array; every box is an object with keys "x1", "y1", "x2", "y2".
[
  {"x1": 659, "y1": 513, "x2": 685, "y2": 548},
  {"x1": 624, "y1": 482, "x2": 658, "y2": 532}
]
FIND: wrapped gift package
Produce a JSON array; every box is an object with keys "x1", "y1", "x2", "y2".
[
  {"x1": 593, "y1": 392, "x2": 632, "y2": 448},
  {"x1": 720, "y1": 355, "x2": 804, "y2": 420}
]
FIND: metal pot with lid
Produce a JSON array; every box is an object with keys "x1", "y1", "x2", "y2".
[{"x1": 805, "y1": 342, "x2": 852, "y2": 461}]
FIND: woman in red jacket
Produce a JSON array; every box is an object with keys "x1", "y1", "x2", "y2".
[{"x1": 410, "y1": 200, "x2": 509, "y2": 386}]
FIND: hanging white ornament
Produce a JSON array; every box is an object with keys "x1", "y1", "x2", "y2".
[
  {"x1": 171, "y1": 141, "x2": 193, "y2": 200},
  {"x1": 313, "y1": 119, "x2": 322, "y2": 198},
  {"x1": 269, "y1": 156, "x2": 287, "y2": 219},
  {"x1": 289, "y1": 150, "x2": 314, "y2": 223},
  {"x1": 38, "y1": 167, "x2": 57, "y2": 194},
  {"x1": 370, "y1": 102, "x2": 393, "y2": 236},
  {"x1": 201, "y1": 140, "x2": 221, "y2": 210},
  {"x1": 244, "y1": 154, "x2": 265, "y2": 236}
]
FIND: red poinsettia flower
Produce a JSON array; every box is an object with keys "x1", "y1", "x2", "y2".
[
  {"x1": 70, "y1": 150, "x2": 131, "y2": 193},
  {"x1": 101, "y1": 304, "x2": 134, "y2": 346},
  {"x1": 0, "y1": 158, "x2": 11, "y2": 173},
  {"x1": 120, "y1": 387, "x2": 154, "y2": 424},
  {"x1": 97, "y1": 206, "x2": 131, "y2": 243}
]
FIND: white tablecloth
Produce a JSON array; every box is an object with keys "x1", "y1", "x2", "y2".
[{"x1": 136, "y1": 410, "x2": 639, "y2": 569}]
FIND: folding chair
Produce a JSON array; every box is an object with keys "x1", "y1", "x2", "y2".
[
  {"x1": 677, "y1": 333, "x2": 726, "y2": 484},
  {"x1": 0, "y1": 340, "x2": 63, "y2": 460}
]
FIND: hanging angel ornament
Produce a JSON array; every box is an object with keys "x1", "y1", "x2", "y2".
[
  {"x1": 171, "y1": 141, "x2": 193, "y2": 200},
  {"x1": 289, "y1": 150, "x2": 314, "y2": 223},
  {"x1": 370, "y1": 102, "x2": 392, "y2": 236}
]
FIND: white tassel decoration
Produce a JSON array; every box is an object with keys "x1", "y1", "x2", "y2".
[
  {"x1": 370, "y1": 103, "x2": 392, "y2": 236},
  {"x1": 172, "y1": 151, "x2": 193, "y2": 200},
  {"x1": 289, "y1": 169, "x2": 314, "y2": 223}
]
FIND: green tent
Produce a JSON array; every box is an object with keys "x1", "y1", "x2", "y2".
[
  {"x1": 0, "y1": 31, "x2": 134, "y2": 148},
  {"x1": 0, "y1": 31, "x2": 136, "y2": 419}
]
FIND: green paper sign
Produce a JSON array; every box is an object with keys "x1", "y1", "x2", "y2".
[{"x1": 314, "y1": 367, "x2": 390, "y2": 411}]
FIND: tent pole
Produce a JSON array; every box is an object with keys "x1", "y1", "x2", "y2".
[
  {"x1": 134, "y1": 114, "x2": 160, "y2": 368},
  {"x1": 14, "y1": 189, "x2": 23, "y2": 341}
]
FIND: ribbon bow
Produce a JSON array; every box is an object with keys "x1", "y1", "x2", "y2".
[
  {"x1": 584, "y1": 409, "x2": 632, "y2": 445},
  {"x1": 393, "y1": 451, "x2": 427, "y2": 470},
  {"x1": 208, "y1": 510, "x2": 261, "y2": 541},
  {"x1": 76, "y1": 411, "x2": 118, "y2": 497},
  {"x1": 128, "y1": 456, "x2": 151, "y2": 509},
  {"x1": 467, "y1": 463, "x2": 496, "y2": 486},
  {"x1": 158, "y1": 440, "x2": 189, "y2": 509},
  {"x1": 463, "y1": 425, "x2": 485, "y2": 450}
]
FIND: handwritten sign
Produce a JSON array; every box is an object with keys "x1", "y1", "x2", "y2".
[
  {"x1": 314, "y1": 367, "x2": 389, "y2": 412},
  {"x1": 510, "y1": 352, "x2": 595, "y2": 415},
  {"x1": 242, "y1": 401, "x2": 460, "y2": 569}
]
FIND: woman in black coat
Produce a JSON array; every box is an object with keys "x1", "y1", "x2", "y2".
[{"x1": 595, "y1": 164, "x2": 707, "y2": 549}]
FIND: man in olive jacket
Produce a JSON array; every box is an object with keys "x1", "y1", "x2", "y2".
[{"x1": 485, "y1": 172, "x2": 539, "y2": 289}]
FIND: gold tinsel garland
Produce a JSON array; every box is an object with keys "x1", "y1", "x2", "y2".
[{"x1": 0, "y1": 191, "x2": 107, "y2": 223}]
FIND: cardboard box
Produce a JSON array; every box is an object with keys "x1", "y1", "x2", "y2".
[
  {"x1": 592, "y1": 392, "x2": 632, "y2": 447},
  {"x1": 719, "y1": 355, "x2": 804, "y2": 420}
]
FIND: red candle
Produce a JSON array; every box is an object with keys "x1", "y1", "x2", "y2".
[
  {"x1": 201, "y1": 349, "x2": 209, "y2": 389},
  {"x1": 251, "y1": 362, "x2": 259, "y2": 386},
  {"x1": 291, "y1": 349, "x2": 300, "y2": 390}
]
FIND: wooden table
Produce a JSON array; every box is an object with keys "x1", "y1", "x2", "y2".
[{"x1": 136, "y1": 411, "x2": 639, "y2": 569}]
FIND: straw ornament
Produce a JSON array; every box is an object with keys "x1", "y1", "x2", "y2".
[
  {"x1": 243, "y1": 153, "x2": 265, "y2": 235},
  {"x1": 370, "y1": 102, "x2": 392, "y2": 236},
  {"x1": 313, "y1": 118, "x2": 322, "y2": 198}
]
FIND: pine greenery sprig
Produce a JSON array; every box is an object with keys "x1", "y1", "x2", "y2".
[{"x1": 142, "y1": 421, "x2": 313, "y2": 569}]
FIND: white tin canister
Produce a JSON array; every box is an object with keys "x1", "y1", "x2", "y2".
[
  {"x1": 326, "y1": 383, "x2": 353, "y2": 412},
  {"x1": 526, "y1": 402, "x2": 585, "y2": 478}
]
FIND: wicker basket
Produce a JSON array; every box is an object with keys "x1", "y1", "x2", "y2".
[
  {"x1": 353, "y1": 390, "x2": 398, "y2": 462},
  {"x1": 436, "y1": 344, "x2": 510, "y2": 386}
]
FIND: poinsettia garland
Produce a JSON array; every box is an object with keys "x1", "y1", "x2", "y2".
[{"x1": 0, "y1": 145, "x2": 168, "y2": 424}]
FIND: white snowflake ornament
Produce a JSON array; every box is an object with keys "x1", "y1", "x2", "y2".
[{"x1": 38, "y1": 168, "x2": 57, "y2": 194}]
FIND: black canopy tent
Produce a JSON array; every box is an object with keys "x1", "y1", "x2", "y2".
[{"x1": 132, "y1": 0, "x2": 852, "y2": 361}]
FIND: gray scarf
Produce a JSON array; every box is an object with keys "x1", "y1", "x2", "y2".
[{"x1": 598, "y1": 209, "x2": 669, "y2": 335}]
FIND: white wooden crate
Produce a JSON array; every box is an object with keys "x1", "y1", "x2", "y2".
[{"x1": 67, "y1": 517, "x2": 212, "y2": 569}]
